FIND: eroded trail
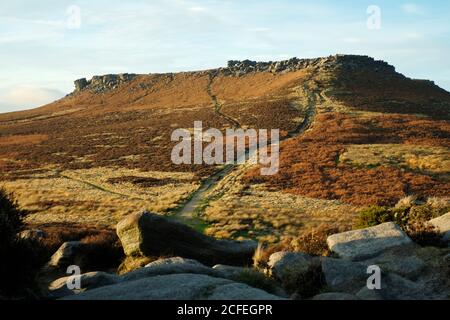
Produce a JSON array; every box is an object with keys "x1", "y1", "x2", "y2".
[
  {"x1": 173, "y1": 76, "x2": 323, "y2": 229},
  {"x1": 207, "y1": 71, "x2": 241, "y2": 128}
]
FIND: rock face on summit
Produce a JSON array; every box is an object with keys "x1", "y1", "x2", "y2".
[
  {"x1": 224, "y1": 55, "x2": 396, "y2": 76},
  {"x1": 74, "y1": 73, "x2": 137, "y2": 93},
  {"x1": 116, "y1": 211, "x2": 257, "y2": 266}
]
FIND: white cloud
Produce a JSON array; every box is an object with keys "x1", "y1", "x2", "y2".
[
  {"x1": 402, "y1": 3, "x2": 425, "y2": 15},
  {"x1": 0, "y1": 87, "x2": 65, "y2": 111}
]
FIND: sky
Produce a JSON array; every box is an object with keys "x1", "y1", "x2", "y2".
[{"x1": 0, "y1": 0, "x2": 449, "y2": 112}]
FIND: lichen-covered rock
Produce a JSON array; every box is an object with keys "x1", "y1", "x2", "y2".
[
  {"x1": 116, "y1": 211, "x2": 257, "y2": 266},
  {"x1": 320, "y1": 258, "x2": 368, "y2": 293},
  {"x1": 48, "y1": 271, "x2": 120, "y2": 299},
  {"x1": 47, "y1": 241, "x2": 86, "y2": 268},
  {"x1": 312, "y1": 292, "x2": 360, "y2": 300},
  {"x1": 121, "y1": 257, "x2": 217, "y2": 282},
  {"x1": 62, "y1": 273, "x2": 283, "y2": 300},
  {"x1": 327, "y1": 222, "x2": 413, "y2": 261},
  {"x1": 267, "y1": 251, "x2": 316, "y2": 282},
  {"x1": 429, "y1": 212, "x2": 450, "y2": 243}
]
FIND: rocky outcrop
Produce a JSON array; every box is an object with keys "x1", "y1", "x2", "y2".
[
  {"x1": 72, "y1": 55, "x2": 399, "y2": 94},
  {"x1": 223, "y1": 55, "x2": 396, "y2": 76},
  {"x1": 74, "y1": 73, "x2": 137, "y2": 93},
  {"x1": 63, "y1": 273, "x2": 283, "y2": 300},
  {"x1": 116, "y1": 211, "x2": 257, "y2": 266},
  {"x1": 327, "y1": 222, "x2": 414, "y2": 261}
]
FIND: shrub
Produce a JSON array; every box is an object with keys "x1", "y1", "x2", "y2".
[
  {"x1": 355, "y1": 206, "x2": 394, "y2": 228},
  {"x1": 355, "y1": 203, "x2": 447, "y2": 247},
  {"x1": 79, "y1": 232, "x2": 124, "y2": 270},
  {"x1": 0, "y1": 188, "x2": 44, "y2": 299},
  {"x1": 426, "y1": 197, "x2": 450, "y2": 210},
  {"x1": 231, "y1": 269, "x2": 279, "y2": 294},
  {"x1": 395, "y1": 195, "x2": 418, "y2": 209},
  {"x1": 280, "y1": 262, "x2": 326, "y2": 299},
  {"x1": 290, "y1": 225, "x2": 341, "y2": 257}
]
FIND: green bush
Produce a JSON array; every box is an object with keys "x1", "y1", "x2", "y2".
[
  {"x1": 355, "y1": 206, "x2": 394, "y2": 228},
  {"x1": 356, "y1": 203, "x2": 447, "y2": 247}
]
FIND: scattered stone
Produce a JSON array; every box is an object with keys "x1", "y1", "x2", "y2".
[
  {"x1": 47, "y1": 241, "x2": 86, "y2": 268},
  {"x1": 267, "y1": 251, "x2": 315, "y2": 282},
  {"x1": 327, "y1": 222, "x2": 413, "y2": 261},
  {"x1": 429, "y1": 212, "x2": 450, "y2": 243},
  {"x1": 356, "y1": 273, "x2": 432, "y2": 300},
  {"x1": 212, "y1": 265, "x2": 248, "y2": 279},
  {"x1": 116, "y1": 211, "x2": 257, "y2": 266},
  {"x1": 320, "y1": 258, "x2": 368, "y2": 293},
  {"x1": 361, "y1": 247, "x2": 426, "y2": 279},
  {"x1": 312, "y1": 292, "x2": 360, "y2": 300},
  {"x1": 63, "y1": 273, "x2": 282, "y2": 300},
  {"x1": 121, "y1": 257, "x2": 217, "y2": 282},
  {"x1": 48, "y1": 271, "x2": 120, "y2": 299}
]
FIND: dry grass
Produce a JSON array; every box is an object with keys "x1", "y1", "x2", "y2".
[
  {"x1": 341, "y1": 144, "x2": 450, "y2": 178},
  {"x1": 244, "y1": 112, "x2": 450, "y2": 206},
  {"x1": 199, "y1": 166, "x2": 358, "y2": 244},
  {"x1": 1, "y1": 167, "x2": 199, "y2": 227},
  {"x1": 0, "y1": 134, "x2": 48, "y2": 146}
]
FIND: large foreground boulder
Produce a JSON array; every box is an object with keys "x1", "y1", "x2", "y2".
[
  {"x1": 267, "y1": 252, "x2": 316, "y2": 282},
  {"x1": 327, "y1": 222, "x2": 413, "y2": 261},
  {"x1": 48, "y1": 271, "x2": 120, "y2": 299},
  {"x1": 116, "y1": 212, "x2": 257, "y2": 266},
  {"x1": 121, "y1": 257, "x2": 218, "y2": 282},
  {"x1": 63, "y1": 273, "x2": 283, "y2": 300}
]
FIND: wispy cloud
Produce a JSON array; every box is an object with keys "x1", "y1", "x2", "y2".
[
  {"x1": 0, "y1": 87, "x2": 65, "y2": 112},
  {"x1": 402, "y1": 3, "x2": 425, "y2": 15}
]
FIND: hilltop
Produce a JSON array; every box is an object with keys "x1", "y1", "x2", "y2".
[{"x1": 0, "y1": 54, "x2": 449, "y2": 246}]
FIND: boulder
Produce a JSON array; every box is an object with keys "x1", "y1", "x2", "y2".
[
  {"x1": 429, "y1": 212, "x2": 450, "y2": 243},
  {"x1": 327, "y1": 222, "x2": 413, "y2": 261},
  {"x1": 355, "y1": 273, "x2": 433, "y2": 300},
  {"x1": 320, "y1": 258, "x2": 368, "y2": 293},
  {"x1": 212, "y1": 264, "x2": 248, "y2": 279},
  {"x1": 267, "y1": 251, "x2": 316, "y2": 282},
  {"x1": 63, "y1": 273, "x2": 283, "y2": 300},
  {"x1": 121, "y1": 257, "x2": 218, "y2": 282},
  {"x1": 361, "y1": 246, "x2": 425, "y2": 279},
  {"x1": 47, "y1": 241, "x2": 86, "y2": 268},
  {"x1": 312, "y1": 292, "x2": 360, "y2": 300},
  {"x1": 116, "y1": 212, "x2": 257, "y2": 266},
  {"x1": 48, "y1": 271, "x2": 120, "y2": 299}
]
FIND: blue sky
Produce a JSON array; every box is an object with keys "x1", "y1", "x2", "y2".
[{"x1": 0, "y1": 0, "x2": 449, "y2": 112}]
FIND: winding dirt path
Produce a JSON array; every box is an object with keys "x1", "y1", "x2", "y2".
[{"x1": 173, "y1": 75, "x2": 323, "y2": 228}]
